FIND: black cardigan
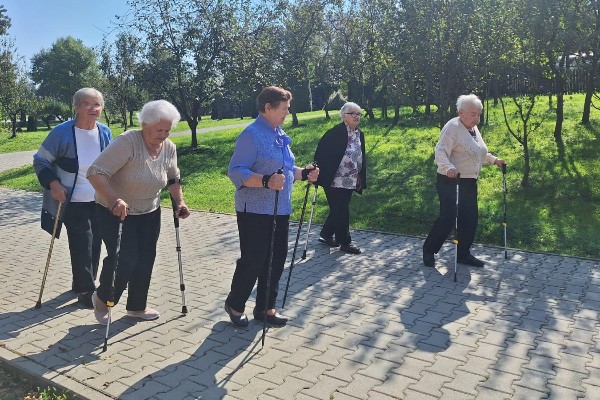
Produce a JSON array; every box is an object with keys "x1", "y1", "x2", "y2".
[{"x1": 314, "y1": 122, "x2": 367, "y2": 194}]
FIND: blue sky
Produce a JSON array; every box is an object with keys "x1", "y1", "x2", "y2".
[{"x1": 2, "y1": 0, "x2": 130, "y2": 65}]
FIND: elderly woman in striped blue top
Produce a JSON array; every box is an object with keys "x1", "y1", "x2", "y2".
[
  {"x1": 225, "y1": 86, "x2": 319, "y2": 328},
  {"x1": 33, "y1": 88, "x2": 112, "y2": 309}
]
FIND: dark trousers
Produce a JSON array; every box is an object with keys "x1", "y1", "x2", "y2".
[
  {"x1": 62, "y1": 201, "x2": 101, "y2": 293},
  {"x1": 226, "y1": 212, "x2": 290, "y2": 313},
  {"x1": 423, "y1": 174, "x2": 478, "y2": 258},
  {"x1": 95, "y1": 204, "x2": 161, "y2": 311},
  {"x1": 320, "y1": 187, "x2": 354, "y2": 246}
]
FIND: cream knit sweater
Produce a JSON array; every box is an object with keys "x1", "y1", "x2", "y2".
[
  {"x1": 87, "y1": 130, "x2": 180, "y2": 215},
  {"x1": 434, "y1": 117, "x2": 497, "y2": 179}
]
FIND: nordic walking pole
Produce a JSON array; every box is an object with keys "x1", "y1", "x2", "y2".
[
  {"x1": 262, "y1": 168, "x2": 283, "y2": 348},
  {"x1": 281, "y1": 182, "x2": 311, "y2": 309},
  {"x1": 103, "y1": 219, "x2": 123, "y2": 352},
  {"x1": 35, "y1": 201, "x2": 63, "y2": 309},
  {"x1": 301, "y1": 183, "x2": 319, "y2": 260},
  {"x1": 453, "y1": 173, "x2": 460, "y2": 283},
  {"x1": 170, "y1": 194, "x2": 188, "y2": 314},
  {"x1": 502, "y1": 163, "x2": 508, "y2": 260}
]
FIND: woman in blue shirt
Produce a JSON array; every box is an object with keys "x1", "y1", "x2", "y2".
[{"x1": 225, "y1": 86, "x2": 319, "y2": 327}]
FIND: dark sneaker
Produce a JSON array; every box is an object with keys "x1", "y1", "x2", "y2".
[
  {"x1": 458, "y1": 254, "x2": 485, "y2": 267},
  {"x1": 340, "y1": 242, "x2": 361, "y2": 254},
  {"x1": 318, "y1": 236, "x2": 339, "y2": 247},
  {"x1": 422, "y1": 250, "x2": 435, "y2": 268},
  {"x1": 224, "y1": 302, "x2": 249, "y2": 327},
  {"x1": 253, "y1": 309, "x2": 288, "y2": 327},
  {"x1": 77, "y1": 292, "x2": 93, "y2": 309}
]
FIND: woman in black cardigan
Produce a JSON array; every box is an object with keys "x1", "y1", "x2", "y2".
[{"x1": 314, "y1": 102, "x2": 367, "y2": 254}]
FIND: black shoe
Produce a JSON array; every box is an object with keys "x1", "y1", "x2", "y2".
[
  {"x1": 253, "y1": 309, "x2": 288, "y2": 327},
  {"x1": 422, "y1": 250, "x2": 435, "y2": 268},
  {"x1": 458, "y1": 254, "x2": 485, "y2": 267},
  {"x1": 224, "y1": 302, "x2": 249, "y2": 327},
  {"x1": 340, "y1": 242, "x2": 361, "y2": 254},
  {"x1": 77, "y1": 292, "x2": 94, "y2": 309},
  {"x1": 318, "y1": 236, "x2": 339, "y2": 247}
]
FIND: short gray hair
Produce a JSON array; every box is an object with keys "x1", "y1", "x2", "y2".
[
  {"x1": 72, "y1": 88, "x2": 104, "y2": 108},
  {"x1": 456, "y1": 94, "x2": 482, "y2": 112},
  {"x1": 138, "y1": 100, "x2": 181, "y2": 128},
  {"x1": 340, "y1": 102, "x2": 362, "y2": 119}
]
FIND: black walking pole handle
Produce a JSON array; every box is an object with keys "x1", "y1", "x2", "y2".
[
  {"x1": 274, "y1": 168, "x2": 284, "y2": 189},
  {"x1": 501, "y1": 163, "x2": 507, "y2": 193},
  {"x1": 170, "y1": 194, "x2": 180, "y2": 228}
]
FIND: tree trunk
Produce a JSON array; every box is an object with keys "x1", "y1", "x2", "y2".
[
  {"x1": 554, "y1": 92, "x2": 565, "y2": 159},
  {"x1": 190, "y1": 120, "x2": 199, "y2": 148},
  {"x1": 9, "y1": 117, "x2": 17, "y2": 139},
  {"x1": 521, "y1": 138, "x2": 530, "y2": 187},
  {"x1": 324, "y1": 108, "x2": 330, "y2": 120},
  {"x1": 129, "y1": 111, "x2": 134, "y2": 127},
  {"x1": 291, "y1": 112, "x2": 299, "y2": 127},
  {"x1": 392, "y1": 105, "x2": 400, "y2": 125},
  {"x1": 582, "y1": 58, "x2": 597, "y2": 125},
  {"x1": 103, "y1": 109, "x2": 111, "y2": 126}
]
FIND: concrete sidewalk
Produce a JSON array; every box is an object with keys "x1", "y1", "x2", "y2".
[{"x1": 0, "y1": 185, "x2": 599, "y2": 400}]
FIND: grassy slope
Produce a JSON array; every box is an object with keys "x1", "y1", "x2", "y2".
[{"x1": 1, "y1": 95, "x2": 598, "y2": 258}]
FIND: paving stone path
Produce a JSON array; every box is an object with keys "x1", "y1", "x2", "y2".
[{"x1": 0, "y1": 151, "x2": 599, "y2": 400}]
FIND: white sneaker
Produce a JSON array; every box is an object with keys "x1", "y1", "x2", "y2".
[
  {"x1": 92, "y1": 292, "x2": 109, "y2": 325},
  {"x1": 126, "y1": 308, "x2": 160, "y2": 321}
]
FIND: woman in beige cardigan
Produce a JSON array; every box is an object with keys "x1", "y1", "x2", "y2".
[
  {"x1": 87, "y1": 100, "x2": 190, "y2": 324},
  {"x1": 423, "y1": 94, "x2": 505, "y2": 268}
]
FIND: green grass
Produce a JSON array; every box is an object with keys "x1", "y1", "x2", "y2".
[
  {"x1": 0, "y1": 114, "x2": 259, "y2": 154},
  {"x1": 0, "y1": 362, "x2": 69, "y2": 399},
  {"x1": 2, "y1": 94, "x2": 599, "y2": 259}
]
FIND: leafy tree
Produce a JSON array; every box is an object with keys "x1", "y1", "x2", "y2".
[
  {"x1": 99, "y1": 32, "x2": 146, "y2": 129},
  {"x1": 219, "y1": 0, "x2": 283, "y2": 119},
  {"x1": 581, "y1": 0, "x2": 600, "y2": 125},
  {"x1": 36, "y1": 97, "x2": 71, "y2": 129},
  {"x1": 125, "y1": 0, "x2": 236, "y2": 148},
  {"x1": 525, "y1": 0, "x2": 586, "y2": 158},
  {"x1": 0, "y1": 37, "x2": 33, "y2": 138},
  {"x1": 0, "y1": 4, "x2": 11, "y2": 35},
  {"x1": 31, "y1": 36, "x2": 102, "y2": 107}
]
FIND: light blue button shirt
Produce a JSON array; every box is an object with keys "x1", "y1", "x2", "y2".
[{"x1": 228, "y1": 115, "x2": 296, "y2": 215}]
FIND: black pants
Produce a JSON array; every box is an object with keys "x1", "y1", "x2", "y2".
[
  {"x1": 226, "y1": 212, "x2": 290, "y2": 313},
  {"x1": 62, "y1": 201, "x2": 101, "y2": 293},
  {"x1": 423, "y1": 174, "x2": 478, "y2": 258},
  {"x1": 320, "y1": 187, "x2": 354, "y2": 246},
  {"x1": 95, "y1": 204, "x2": 161, "y2": 311}
]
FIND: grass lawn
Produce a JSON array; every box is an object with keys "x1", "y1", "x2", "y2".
[
  {"x1": 0, "y1": 114, "x2": 258, "y2": 154},
  {"x1": 1, "y1": 94, "x2": 599, "y2": 258},
  {"x1": 0, "y1": 362, "x2": 69, "y2": 399}
]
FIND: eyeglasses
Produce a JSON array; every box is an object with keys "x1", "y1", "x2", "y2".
[
  {"x1": 79, "y1": 103, "x2": 103, "y2": 110},
  {"x1": 345, "y1": 112, "x2": 361, "y2": 117}
]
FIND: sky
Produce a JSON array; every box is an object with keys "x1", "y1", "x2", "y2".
[{"x1": 2, "y1": 0, "x2": 131, "y2": 65}]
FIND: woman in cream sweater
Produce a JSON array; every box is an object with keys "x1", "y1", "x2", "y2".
[
  {"x1": 423, "y1": 94, "x2": 505, "y2": 268},
  {"x1": 87, "y1": 100, "x2": 190, "y2": 324}
]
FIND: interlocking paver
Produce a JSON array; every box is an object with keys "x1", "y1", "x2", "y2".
[
  {"x1": 0, "y1": 178, "x2": 599, "y2": 400},
  {"x1": 371, "y1": 372, "x2": 417, "y2": 398}
]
